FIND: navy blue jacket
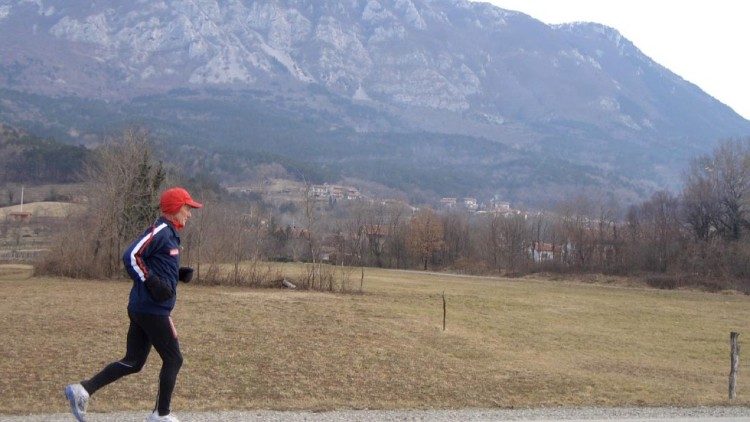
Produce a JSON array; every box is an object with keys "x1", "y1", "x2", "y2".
[{"x1": 122, "y1": 216, "x2": 181, "y2": 315}]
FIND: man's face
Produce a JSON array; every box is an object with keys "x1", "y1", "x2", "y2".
[{"x1": 174, "y1": 204, "x2": 192, "y2": 226}]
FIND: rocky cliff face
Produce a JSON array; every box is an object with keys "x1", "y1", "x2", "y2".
[
  {"x1": 2, "y1": 0, "x2": 512, "y2": 107},
  {"x1": 1, "y1": 0, "x2": 749, "y2": 199}
]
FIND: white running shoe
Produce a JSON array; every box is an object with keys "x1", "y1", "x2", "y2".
[
  {"x1": 146, "y1": 411, "x2": 180, "y2": 422},
  {"x1": 64, "y1": 383, "x2": 89, "y2": 422}
]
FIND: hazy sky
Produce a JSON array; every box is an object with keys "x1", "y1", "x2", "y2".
[{"x1": 472, "y1": 0, "x2": 750, "y2": 120}]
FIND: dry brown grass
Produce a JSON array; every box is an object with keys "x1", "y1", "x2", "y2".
[
  {"x1": 0, "y1": 264, "x2": 33, "y2": 279},
  {"x1": 0, "y1": 201, "x2": 85, "y2": 219},
  {"x1": 1, "y1": 183, "x2": 86, "y2": 204},
  {"x1": 0, "y1": 265, "x2": 749, "y2": 415}
]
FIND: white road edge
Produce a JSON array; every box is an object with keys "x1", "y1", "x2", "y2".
[{"x1": 3, "y1": 407, "x2": 750, "y2": 421}]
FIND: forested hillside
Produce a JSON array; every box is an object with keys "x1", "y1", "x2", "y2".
[{"x1": 0, "y1": 124, "x2": 89, "y2": 184}]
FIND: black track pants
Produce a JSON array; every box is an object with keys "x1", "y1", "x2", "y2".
[{"x1": 81, "y1": 311, "x2": 183, "y2": 416}]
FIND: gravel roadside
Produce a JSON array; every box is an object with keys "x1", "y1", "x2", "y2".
[{"x1": 3, "y1": 407, "x2": 750, "y2": 422}]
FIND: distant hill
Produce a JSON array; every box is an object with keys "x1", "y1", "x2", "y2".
[{"x1": 1, "y1": 0, "x2": 749, "y2": 206}]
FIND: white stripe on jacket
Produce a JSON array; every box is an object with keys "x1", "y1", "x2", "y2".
[{"x1": 128, "y1": 223, "x2": 168, "y2": 282}]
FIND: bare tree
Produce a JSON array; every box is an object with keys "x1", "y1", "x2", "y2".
[
  {"x1": 484, "y1": 214, "x2": 502, "y2": 271},
  {"x1": 681, "y1": 170, "x2": 717, "y2": 242},
  {"x1": 556, "y1": 195, "x2": 596, "y2": 270},
  {"x1": 384, "y1": 203, "x2": 409, "y2": 269},
  {"x1": 641, "y1": 191, "x2": 682, "y2": 272},
  {"x1": 341, "y1": 201, "x2": 367, "y2": 269},
  {"x1": 407, "y1": 208, "x2": 444, "y2": 270},
  {"x1": 593, "y1": 197, "x2": 621, "y2": 271},
  {"x1": 300, "y1": 182, "x2": 329, "y2": 289},
  {"x1": 682, "y1": 139, "x2": 750, "y2": 242},
  {"x1": 442, "y1": 211, "x2": 470, "y2": 267},
  {"x1": 498, "y1": 214, "x2": 530, "y2": 274},
  {"x1": 38, "y1": 128, "x2": 165, "y2": 278},
  {"x1": 364, "y1": 202, "x2": 388, "y2": 267}
]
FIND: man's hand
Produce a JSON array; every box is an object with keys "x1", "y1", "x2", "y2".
[
  {"x1": 178, "y1": 267, "x2": 194, "y2": 283},
  {"x1": 144, "y1": 274, "x2": 175, "y2": 301}
]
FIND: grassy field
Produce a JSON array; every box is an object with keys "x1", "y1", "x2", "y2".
[
  {"x1": 0, "y1": 201, "x2": 85, "y2": 219},
  {"x1": 0, "y1": 264, "x2": 749, "y2": 415},
  {"x1": 0, "y1": 183, "x2": 87, "y2": 206}
]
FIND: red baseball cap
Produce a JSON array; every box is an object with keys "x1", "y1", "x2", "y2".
[{"x1": 160, "y1": 187, "x2": 203, "y2": 214}]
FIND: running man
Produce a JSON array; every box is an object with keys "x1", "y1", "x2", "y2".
[{"x1": 65, "y1": 187, "x2": 203, "y2": 422}]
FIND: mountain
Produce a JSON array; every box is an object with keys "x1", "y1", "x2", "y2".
[{"x1": 0, "y1": 0, "x2": 748, "y2": 206}]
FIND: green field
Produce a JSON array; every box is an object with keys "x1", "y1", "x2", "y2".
[{"x1": 0, "y1": 264, "x2": 748, "y2": 414}]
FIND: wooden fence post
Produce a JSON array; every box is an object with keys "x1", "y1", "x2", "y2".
[
  {"x1": 730, "y1": 331, "x2": 740, "y2": 400},
  {"x1": 442, "y1": 290, "x2": 446, "y2": 331}
]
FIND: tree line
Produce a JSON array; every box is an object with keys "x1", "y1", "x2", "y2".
[
  {"x1": 38, "y1": 132, "x2": 750, "y2": 293},
  {"x1": 246, "y1": 138, "x2": 750, "y2": 292}
]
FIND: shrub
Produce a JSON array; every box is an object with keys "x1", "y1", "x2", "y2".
[
  {"x1": 644, "y1": 274, "x2": 679, "y2": 290},
  {"x1": 193, "y1": 260, "x2": 284, "y2": 288}
]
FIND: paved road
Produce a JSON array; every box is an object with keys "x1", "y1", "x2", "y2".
[{"x1": 4, "y1": 407, "x2": 750, "y2": 422}]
